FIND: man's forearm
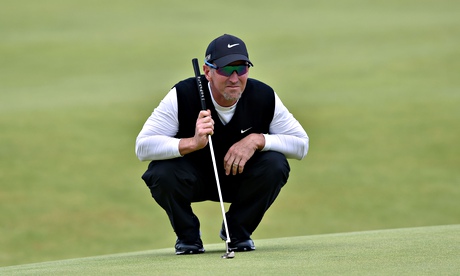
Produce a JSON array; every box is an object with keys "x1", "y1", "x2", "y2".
[
  {"x1": 135, "y1": 135, "x2": 182, "y2": 161},
  {"x1": 262, "y1": 134, "x2": 309, "y2": 160}
]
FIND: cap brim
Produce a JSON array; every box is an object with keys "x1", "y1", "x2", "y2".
[{"x1": 214, "y1": 54, "x2": 253, "y2": 67}]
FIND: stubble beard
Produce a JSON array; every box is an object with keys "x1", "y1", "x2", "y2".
[{"x1": 223, "y1": 91, "x2": 242, "y2": 102}]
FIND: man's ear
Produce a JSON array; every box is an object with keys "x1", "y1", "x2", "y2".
[{"x1": 203, "y1": 65, "x2": 212, "y2": 81}]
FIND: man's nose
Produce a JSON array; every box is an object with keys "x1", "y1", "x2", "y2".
[{"x1": 229, "y1": 71, "x2": 239, "y2": 82}]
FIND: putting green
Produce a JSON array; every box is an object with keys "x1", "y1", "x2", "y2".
[
  {"x1": 1, "y1": 225, "x2": 458, "y2": 275},
  {"x1": 2, "y1": 0, "x2": 459, "y2": 267}
]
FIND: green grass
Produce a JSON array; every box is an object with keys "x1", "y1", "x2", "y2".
[
  {"x1": 1, "y1": 0, "x2": 460, "y2": 267},
  {"x1": 1, "y1": 225, "x2": 458, "y2": 275}
]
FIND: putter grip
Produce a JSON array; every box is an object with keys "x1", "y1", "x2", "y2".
[{"x1": 192, "y1": 58, "x2": 207, "y2": 111}]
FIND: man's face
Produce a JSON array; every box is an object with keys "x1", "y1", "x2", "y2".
[{"x1": 204, "y1": 61, "x2": 249, "y2": 107}]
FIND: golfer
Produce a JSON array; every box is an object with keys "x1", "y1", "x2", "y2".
[{"x1": 136, "y1": 34, "x2": 309, "y2": 255}]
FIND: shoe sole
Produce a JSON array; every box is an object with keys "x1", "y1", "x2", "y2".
[
  {"x1": 175, "y1": 248, "x2": 205, "y2": 255},
  {"x1": 228, "y1": 245, "x2": 255, "y2": 252}
]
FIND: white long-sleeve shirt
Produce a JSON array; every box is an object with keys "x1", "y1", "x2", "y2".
[{"x1": 136, "y1": 84, "x2": 309, "y2": 161}]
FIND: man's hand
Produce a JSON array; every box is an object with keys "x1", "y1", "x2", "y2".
[
  {"x1": 224, "y1": 133, "x2": 265, "y2": 175},
  {"x1": 179, "y1": 110, "x2": 214, "y2": 155}
]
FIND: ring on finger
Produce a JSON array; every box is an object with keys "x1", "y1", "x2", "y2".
[{"x1": 232, "y1": 163, "x2": 238, "y2": 167}]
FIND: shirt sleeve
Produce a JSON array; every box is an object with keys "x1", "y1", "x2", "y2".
[
  {"x1": 135, "y1": 88, "x2": 182, "y2": 161},
  {"x1": 262, "y1": 92, "x2": 309, "y2": 160}
]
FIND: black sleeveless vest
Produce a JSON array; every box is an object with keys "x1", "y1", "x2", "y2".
[{"x1": 174, "y1": 76, "x2": 275, "y2": 174}]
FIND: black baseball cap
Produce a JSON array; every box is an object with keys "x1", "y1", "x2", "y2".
[{"x1": 205, "y1": 34, "x2": 253, "y2": 67}]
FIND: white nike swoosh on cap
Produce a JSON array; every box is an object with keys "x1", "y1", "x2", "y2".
[{"x1": 228, "y1": 43, "x2": 240, "y2": 48}]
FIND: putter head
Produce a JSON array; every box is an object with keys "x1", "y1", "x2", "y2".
[
  {"x1": 221, "y1": 241, "x2": 235, "y2": 259},
  {"x1": 221, "y1": 251, "x2": 235, "y2": 259}
]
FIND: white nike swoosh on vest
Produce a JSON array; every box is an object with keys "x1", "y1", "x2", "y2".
[
  {"x1": 241, "y1": 127, "x2": 252, "y2": 133},
  {"x1": 228, "y1": 43, "x2": 240, "y2": 48}
]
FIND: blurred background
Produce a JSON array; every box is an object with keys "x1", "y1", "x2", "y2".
[{"x1": 1, "y1": 0, "x2": 459, "y2": 266}]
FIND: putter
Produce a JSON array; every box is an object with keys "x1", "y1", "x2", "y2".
[{"x1": 192, "y1": 58, "x2": 235, "y2": 259}]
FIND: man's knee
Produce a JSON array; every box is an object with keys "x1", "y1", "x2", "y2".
[
  {"x1": 142, "y1": 160, "x2": 186, "y2": 195},
  {"x1": 254, "y1": 151, "x2": 290, "y2": 183}
]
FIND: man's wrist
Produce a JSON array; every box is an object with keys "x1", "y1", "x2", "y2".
[
  {"x1": 254, "y1": 133, "x2": 265, "y2": 151},
  {"x1": 179, "y1": 137, "x2": 198, "y2": 156}
]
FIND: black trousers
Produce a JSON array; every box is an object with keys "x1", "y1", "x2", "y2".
[{"x1": 141, "y1": 151, "x2": 290, "y2": 243}]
